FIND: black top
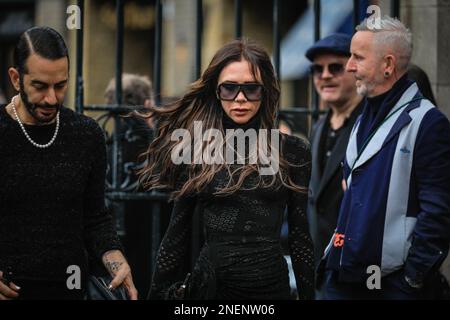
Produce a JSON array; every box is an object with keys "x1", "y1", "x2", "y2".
[
  {"x1": 309, "y1": 101, "x2": 364, "y2": 269},
  {"x1": 149, "y1": 119, "x2": 314, "y2": 300},
  {"x1": 318, "y1": 114, "x2": 347, "y2": 175},
  {"x1": 318, "y1": 103, "x2": 364, "y2": 175},
  {"x1": 0, "y1": 104, "x2": 122, "y2": 284}
]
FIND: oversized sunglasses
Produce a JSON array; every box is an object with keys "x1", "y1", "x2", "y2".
[
  {"x1": 216, "y1": 82, "x2": 264, "y2": 101},
  {"x1": 310, "y1": 63, "x2": 345, "y2": 77}
]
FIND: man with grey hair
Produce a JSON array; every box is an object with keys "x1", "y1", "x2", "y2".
[
  {"x1": 319, "y1": 16, "x2": 450, "y2": 299},
  {"x1": 105, "y1": 73, "x2": 155, "y2": 128}
]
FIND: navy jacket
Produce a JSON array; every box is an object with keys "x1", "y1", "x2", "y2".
[{"x1": 325, "y1": 80, "x2": 450, "y2": 285}]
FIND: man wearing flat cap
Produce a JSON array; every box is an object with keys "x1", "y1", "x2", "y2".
[{"x1": 305, "y1": 33, "x2": 364, "y2": 297}]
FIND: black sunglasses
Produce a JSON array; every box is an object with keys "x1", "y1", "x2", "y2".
[
  {"x1": 310, "y1": 63, "x2": 345, "y2": 77},
  {"x1": 216, "y1": 82, "x2": 264, "y2": 101}
]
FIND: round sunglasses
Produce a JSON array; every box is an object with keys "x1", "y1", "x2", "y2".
[
  {"x1": 309, "y1": 63, "x2": 345, "y2": 77},
  {"x1": 216, "y1": 82, "x2": 264, "y2": 101}
]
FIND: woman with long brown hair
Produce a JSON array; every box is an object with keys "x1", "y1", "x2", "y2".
[{"x1": 141, "y1": 38, "x2": 314, "y2": 300}]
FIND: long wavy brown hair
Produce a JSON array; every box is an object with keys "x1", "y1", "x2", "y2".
[{"x1": 139, "y1": 38, "x2": 307, "y2": 200}]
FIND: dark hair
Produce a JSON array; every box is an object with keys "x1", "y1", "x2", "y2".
[
  {"x1": 407, "y1": 64, "x2": 437, "y2": 106},
  {"x1": 139, "y1": 38, "x2": 306, "y2": 200},
  {"x1": 14, "y1": 26, "x2": 69, "y2": 74}
]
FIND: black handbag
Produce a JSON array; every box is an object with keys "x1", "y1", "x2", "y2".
[
  {"x1": 86, "y1": 274, "x2": 128, "y2": 300},
  {"x1": 163, "y1": 273, "x2": 191, "y2": 300}
]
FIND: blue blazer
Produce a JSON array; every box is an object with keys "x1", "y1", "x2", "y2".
[{"x1": 325, "y1": 83, "x2": 450, "y2": 285}]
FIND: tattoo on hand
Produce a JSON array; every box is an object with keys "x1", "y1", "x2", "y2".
[{"x1": 105, "y1": 261, "x2": 123, "y2": 274}]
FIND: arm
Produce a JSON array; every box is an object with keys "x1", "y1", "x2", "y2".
[
  {"x1": 83, "y1": 122, "x2": 122, "y2": 259},
  {"x1": 286, "y1": 136, "x2": 315, "y2": 300},
  {"x1": 404, "y1": 110, "x2": 450, "y2": 287},
  {"x1": 148, "y1": 195, "x2": 197, "y2": 299},
  {"x1": 83, "y1": 122, "x2": 136, "y2": 298}
]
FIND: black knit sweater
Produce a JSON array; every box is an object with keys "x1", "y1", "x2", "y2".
[{"x1": 0, "y1": 104, "x2": 122, "y2": 283}]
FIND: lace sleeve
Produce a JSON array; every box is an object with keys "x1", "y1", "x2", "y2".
[
  {"x1": 285, "y1": 135, "x2": 315, "y2": 300},
  {"x1": 148, "y1": 195, "x2": 197, "y2": 299}
]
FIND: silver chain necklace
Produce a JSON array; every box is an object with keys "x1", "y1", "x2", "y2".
[{"x1": 11, "y1": 95, "x2": 60, "y2": 149}]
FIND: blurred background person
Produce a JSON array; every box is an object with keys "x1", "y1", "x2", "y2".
[
  {"x1": 304, "y1": 34, "x2": 364, "y2": 297},
  {"x1": 104, "y1": 73, "x2": 162, "y2": 298},
  {"x1": 105, "y1": 73, "x2": 156, "y2": 129},
  {"x1": 407, "y1": 64, "x2": 437, "y2": 106}
]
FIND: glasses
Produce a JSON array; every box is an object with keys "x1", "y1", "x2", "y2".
[
  {"x1": 216, "y1": 82, "x2": 264, "y2": 101},
  {"x1": 310, "y1": 63, "x2": 345, "y2": 77}
]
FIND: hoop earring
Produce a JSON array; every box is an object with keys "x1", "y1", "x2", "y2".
[{"x1": 384, "y1": 71, "x2": 390, "y2": 78}]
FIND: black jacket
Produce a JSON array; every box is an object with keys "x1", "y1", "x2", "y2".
[{"x1": 307, "y1": 102, "x2": 363, "y2": 268}]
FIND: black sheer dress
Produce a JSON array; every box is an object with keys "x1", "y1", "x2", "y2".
[{"x1": 148, "y1": 116, "x2": 314, "y2": 300}]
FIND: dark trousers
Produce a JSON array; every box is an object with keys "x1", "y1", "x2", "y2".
[{"x1": 323, "y1": 269, "x2": 438, "y2": 300}]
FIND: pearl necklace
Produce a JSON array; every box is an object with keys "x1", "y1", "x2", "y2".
[{"x1": 11, "y1": 96, "x2": 60, "y2": 149}]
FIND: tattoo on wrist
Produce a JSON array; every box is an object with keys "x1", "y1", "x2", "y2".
[{"x1": 105, "y1": 260, "x2": 123, "y2": 274}]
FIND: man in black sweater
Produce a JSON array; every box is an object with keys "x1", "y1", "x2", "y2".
[{"x1": 0, "y1": 26, "x2": 137, "y2": 300}]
